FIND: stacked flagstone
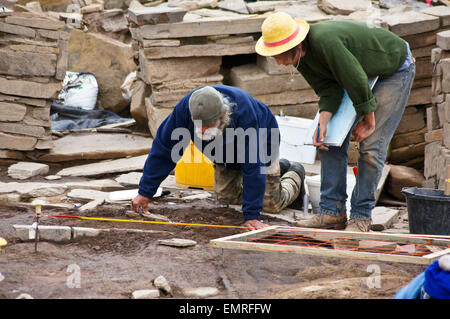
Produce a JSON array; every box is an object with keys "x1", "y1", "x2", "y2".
[
  {"x1": 0, "y1": 10, "x2": 69, "y2": 158},
  {"x1": 128, "y1": 5, "x2": 265, "y2": 137},
  {"x1": 423, "y1": 18, "x2": 450, "y2": 190},
  {"x1": 124, "y1": 2, "x2": 450, "y2": 172},
  {"x1": 383, "y1": 8, "x2": 445, "y2": 169}
]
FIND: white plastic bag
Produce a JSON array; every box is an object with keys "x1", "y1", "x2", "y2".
[{"x1": 58, "y1": 72, "x2": 99, "y2": 110}]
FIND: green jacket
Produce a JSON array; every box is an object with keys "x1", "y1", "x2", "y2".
[{"x1": 297, "y1": 20, "x2": 408, "y2": 116}]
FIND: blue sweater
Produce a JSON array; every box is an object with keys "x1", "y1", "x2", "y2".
[{"x1": 138, "y1": 85, "x2": 280, "y2": 221}]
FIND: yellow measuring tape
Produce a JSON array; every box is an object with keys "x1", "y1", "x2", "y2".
[{"x1": 39, "y1": 213, "x2": 251, "y2": 230}]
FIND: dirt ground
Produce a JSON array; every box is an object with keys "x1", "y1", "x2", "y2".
[
  {"x1": 0, "y1": 161, "x2": 429, "y2": 299},
  {"x1": 0, "y1": 196, "x2": 427, "y2": 300}
]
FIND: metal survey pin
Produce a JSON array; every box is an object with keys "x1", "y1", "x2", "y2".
[{"x1": 32, "y1": 199, "x2": 44, "y2": 253}]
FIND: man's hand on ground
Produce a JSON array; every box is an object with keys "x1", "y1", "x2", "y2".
[
  {"x1": 244, "y1": 219, "x2": 268, "y2": 230},
  {"x1": 131, "y1": 194, "x2": 150, "y2": 215}
]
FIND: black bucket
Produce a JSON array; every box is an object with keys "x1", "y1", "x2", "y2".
[{"x1": 401, "y1": 187, "x2": 450, "y2": 235}]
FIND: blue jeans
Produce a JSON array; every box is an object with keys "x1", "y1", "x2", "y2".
[{"x1": 318, "y1": 63, "x2": 416, "y2": 220}]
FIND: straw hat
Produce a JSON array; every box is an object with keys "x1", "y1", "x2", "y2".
[{"x1": 255, "y1": 12, "x2": 310, "y2": 57}]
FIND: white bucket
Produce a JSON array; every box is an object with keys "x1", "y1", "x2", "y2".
[
  {"x1": 276, "y1": 115, "x2": 317, "y2": 164},
  {"x1": 305, "y1": 175, "x2": 321, "y2": 213},
  {"x1": 305, "y1": 173, "x2": 357, "y2": 217}
]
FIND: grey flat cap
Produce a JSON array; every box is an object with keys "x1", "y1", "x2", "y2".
[{"x1": 189, "y1": 86, "x2": 225, "y2": 126}]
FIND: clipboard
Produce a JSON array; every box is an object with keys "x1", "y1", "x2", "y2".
[{"x1": 304, "y1": 77, "x2": 379, "y2": 147}]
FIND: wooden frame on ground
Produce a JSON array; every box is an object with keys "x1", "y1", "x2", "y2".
[{"x1": 210, "y1": 226, "x2": 450, "y2": 265}]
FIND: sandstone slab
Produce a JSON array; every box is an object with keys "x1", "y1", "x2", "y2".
[
  {"x1": 56, "y1": 155, "x2": 148, "y2": 177},
  {"x1": 246, "y1": 1, "x2": 294, "y2": 14},
  {"x1": 14, "y1": 224, "x2": 71, "y2": 242},
  {"x1": 149, "y1": 74, "x2": 223, "y2": 103},
  {"x1": 230, "y1": 64, "x2": 310, "y2": 95},
  {"x1": 0, "y1": 21, "x2": 35, "y2": 38},
  {"x1": 256, "y1": 55, "x2": 296, "y2": 75},
  {"x1": 65, "y1": 179, "x2": 124, "y2": 191},
  {"x1": 391, "y1": 128, "x2": 426, "y2": 149},
  {"x1": 0, "y1": 49, "x2": 56, "y2": 77},
  {"x1": 0, "y1": 132, "x2": 37, "y2": 151},
  {"x1": 68, "y1": 29, "x2": 136, "y2": 114},
  {"x1": 72, "y1": 227, "x2": 104, "y2": 239},
  {"x1": 7, "y1": 162, "x2": 49, "y2": 180},
  {"x1": 0, "y1": 102, "x2": 27, "y2": 122},
  {"x1": 132, "y1": 289, "x2": 159, "y2": 299},
  {"x1": 158, "y1": 238, "x2": 197, "y2": 247},
  {"x1": 181, "y1": 287, "x2": 219, "y2": 298},
  {"x1": 383, "y1": 11, "x2": 439, "y2": 37},
  {"x1": 317, "y1": 0, "x2": 372, "y2": 15},
  {"x1": 277, "y1": 4, "x2": 331, "y2": 23},
  {"x1": 0, "y1": 122, "x2": 45, "y2": 138},
  {"x1": 145, "y1": 98, "x2": 173, "y2": 138},
  {"x1": 5, "y1": 13, "x2": 65, "y2": 30},
  {"x1": 140, "y1": 51, "x2": 221, "y2": 84},
  {"x1": 255, "y1": 89, "x2": 318, "y2": 106},
  {"x1": 128, "y1": 6, "x2": 187, "y2": 25},
  {"x1": 437, "y1": 29, "x2": 450, "y2": 51},
  {"x1": 142, "y1": 41, "x2": 255, "y2": 59},
  {"x1": 371, "y1": 207, "x2": 399, "y2": 231},
  {"x1": 66, "y1": 189, "x2": 108, "y2": 201},
  {"x1": 0, "y1": 77, "x2": 61, "y2": 99},
  {"x1": 138, "y1": 16, "x2": 265, "y2": 39},
  {"x1": 396, "y1": 107, "x2": 426, "y2": 135},
  {"x1": 130, "y1": 80, "x2": 150, "y2": 127},
  {"x1": 421, "y1": 5, "x2": 450, "y2": 27},
  {"x1": 115, "y1": 172, "x2": 143, "y2": 186},
  {"x1": 35, "y1": 133, "x2": 152, "y2": 162}
]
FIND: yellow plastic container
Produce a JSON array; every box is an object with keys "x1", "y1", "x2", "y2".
[{"x1": 175, "y1": 141, "x2": 214, "y2": 190}]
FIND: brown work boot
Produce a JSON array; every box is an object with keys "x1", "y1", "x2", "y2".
[
  {"x1": 296, "y1": 213, "x2": 347, "y2": 230},
  {"x1": 344, "y1": 218, "x2": 371, "y2": 232}
]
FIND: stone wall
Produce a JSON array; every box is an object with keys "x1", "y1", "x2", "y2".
[
  {"x1": 0, "y1": 10, "x2": 69, "y2": 159},
  {"x1": 129, "y1": 3, "x2": 450, "y2": 171},
  {"x1": 423, "y1": 28, "x2": 450, "y2": 190}
]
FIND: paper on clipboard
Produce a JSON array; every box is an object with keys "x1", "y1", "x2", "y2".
[{"x1": 304, "y1": 77, "x2": 379, "y2": 147}]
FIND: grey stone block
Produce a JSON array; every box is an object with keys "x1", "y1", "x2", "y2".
[
  {"x1": 13, "y1": 224, "x2": 72, "y2": 242},
  {"x1": 437, "y1": 29, "x2": 450, "y2": 50},
  {"x1": 72, "y1": 227, "x2": 104, "y2": 239}
]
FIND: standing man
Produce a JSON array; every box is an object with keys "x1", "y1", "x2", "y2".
[
  {"x1": 131, "y1": 85, "x2": 306, "y2": 230},
  {"x1": 255, "y1": 12, "x2": 415, "y2": 232}
]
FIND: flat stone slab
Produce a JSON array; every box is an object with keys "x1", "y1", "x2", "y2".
[
  {"x1": 7, "y1": 161, "x2": 49, "y2": 180},
  {"x1": 437, "y1": 29, "x2": 450, "y2": 51},
  {"x1": 56, "y1": 155, "x2": 148, "y2": 177},
  {"x1": 14, "y1": 224, "x2": 71, "y2": 242},
  {"x1": 0, "y1": 182, "x2": 67, "y2": 197},
  {"x1": 72, "y1": 227, "x2": 104, "y2": 239},
  {"x1": 132, "y1": 289, "x2": 160, "y2": 299},
  {"x1": 35, "y1": 133, "x2": 152, "y2": 162},
  {"x1": 181, "y1": 287, "x2": 219, "y2": 298},
  {"x1": 158, "y1": 238, "x2": 197, "y2": 247},
  {"x1": 371, "y1": 207, "x2": 399, "y2": 231},
  {"x1": 65, "y1": 179, "x2": 124, "y2": 191},
  {"x1": 383, "y1": 11, "x2": 440, "y2": 37},
  {"x1": 421, "y1": 5, "x2": 450, "y2": 27},
  {"x1": 66, "y1": 189, "x2": 108, "y2": 201}
]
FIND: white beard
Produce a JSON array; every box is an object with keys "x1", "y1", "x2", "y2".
[{"x1": 195, "y1": 121, "x2": 222, "y2": 141}]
